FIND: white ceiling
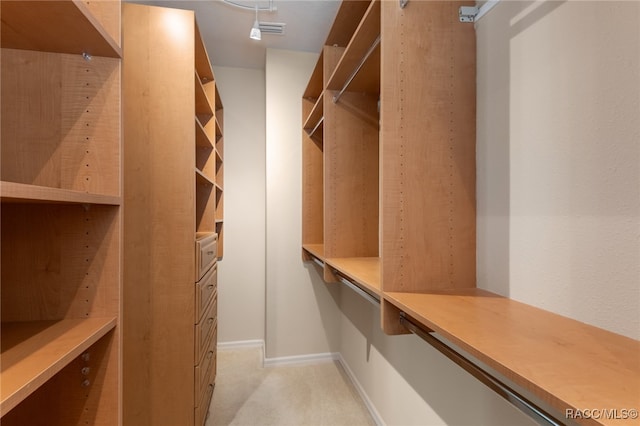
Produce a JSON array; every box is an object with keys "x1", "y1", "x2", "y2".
[{"x1": 127, "y1": 0, "x2": 341, "y2": 69}]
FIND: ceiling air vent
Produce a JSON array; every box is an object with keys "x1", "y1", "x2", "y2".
[{"x1": 258, "y1": 21, "x2": 286, "y2": 35}]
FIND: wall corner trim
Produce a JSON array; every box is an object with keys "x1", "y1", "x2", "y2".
[{"x1": 263, "y1": 351, "x2": 339, "y2": 368}]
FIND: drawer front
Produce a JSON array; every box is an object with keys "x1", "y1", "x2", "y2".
[
  {"x1": 195, "y1": 382, "x2": 214, "y2": 426},
  {"x1": 194, "y1": 332, "x2": 216, "y2": 397},
  {"x1": 195, "y1": 263, "x2": 217, "y2": 323},
  {"x1": 195, "y1": 233, "x2": 217, "y2": 281},
  {"x1": 195, "y1": 292, "x2": 217, "y2": 364}
]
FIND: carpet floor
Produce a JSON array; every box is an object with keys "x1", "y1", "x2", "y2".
[{"x1": 206, "y1": 347, "x2": 376, "y2": 426}]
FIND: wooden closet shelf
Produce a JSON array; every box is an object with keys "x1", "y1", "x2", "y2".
[
  {"x1": 195, "y1": 117, "x2": 214, "y2": 149},
  {"x1": 215, "y1": 148, "x2": 223, "y2": 165},
  {"x1": 1, "y1": 0, "x2": 121, "y2": 58},
  {"x1": 214, "y1": 183, "x2": 223, "y2": 194},
  {"x1": 195, "y1": 72, "x2": 214, "y2": 117},
  {"x1": 303, "y1": 92, "x2": 324, "y2": 134},
  {"x1": 303, "y1": 50, "x2": 324, "y2": 100},
  {"x1": 0, "y1": 317, "x2": 117, "y2": 416},
  {"x1": 195, "y1": 169, "x2": 215, "y2": 187},
  {"x1": 215, "y1": 116, "x2": 223, "y2": 139},
  {"x1": 326, "y1": 257, "x2": 380, "y2": 296},
  {"x1": 0, "y1": 181, "x2": 121, "y2": 205},
  {"x1": 302, "y1": 244, "x2": 325, "y2": 262},
  {"x1": 194, "y1": 21, "x2": 214, "y2": 83},
  {"x1": 384, "y1": 289, "x2": 640, "y2": 425},
  {"x1": 326, "y1": 0, "x2": 380, "y2": 94}
]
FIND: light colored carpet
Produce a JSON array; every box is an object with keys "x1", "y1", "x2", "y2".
[{"x1": 207, "y1": 347, "x2": 376, "y2": 426}]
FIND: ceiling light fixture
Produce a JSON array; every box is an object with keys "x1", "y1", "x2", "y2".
[{"x1": 249, "y1": 4, "x2": 261, "y2": 40}]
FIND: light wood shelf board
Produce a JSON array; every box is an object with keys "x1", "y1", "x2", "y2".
[
  {"x1": 325, "y1": 0, "x2": 372, "y2": 48},
  {"x1": 303, "y1": 50, "x2": 324, "y2": 100},
  {"x1": 325, "y1": 257, "x2": 380, "y2": 296},
  {"x1": 303, "y1": 92, "x2": 324, "y2": 132},
  {"x1": 195, "y1": 72, "x2": 214, "y2": 117},
  {"x1": 215, "y1": 116, "x2": 223, "y2": 140},
  {"x1": 302, "y1": 244, "x2": 325, "y2": 262},
  {"x1": 214, "y1": 183, "x2": 223, "y2": 194},
  {"x1": 326, "y1": 0, "x2": 380, "y2": 92},
  {"x1": 0, "y1": 317, "x2": 117, "y2": 416},
  {"x1": 194, "y1": 20, "x2": 214, "y2": 82},
  {"x1": 195, "y1": 117, "x2": 214, "y2": 149},
  {"x1": 215, "y1": 148, "x2": 223, "y2": 166},
  {"x1": 1, "y1": 0, "x2": 121, "y2": 57},
  {"x1": 384, "y1": 290, "x2": 640, "y2": 424},
  {"x1": 0, "y1": 181, "x2": 121, "y2": 205},
  {"x1": 195, "y1": 168, "x2": 215, "y2": 187}
]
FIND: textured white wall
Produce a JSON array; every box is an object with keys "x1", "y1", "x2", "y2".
[
  {"x1": 265, "y1": 48, "x2": 341, "y2": 358},
  {"x1": 476, "y1": 0, "x2": 639, "y2": 339},
  {"x1": 213, "y1": 66, "x2": 267, "y2": 343}
]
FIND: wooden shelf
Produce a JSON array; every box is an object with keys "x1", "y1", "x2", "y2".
[
  {"x1": 195, "y1": 117, "x2": 214, "y2": 149},
  {"x1": 215, "y1": 148, "x2": 223, "y2": 166},
  {"x1": 303, "y1": 92, "x2": 324, "y2": 135},
  {"x1": 384, "y1": 289, "x2": 640, "y2": 424},
  {"x1": 326, "y1": 0, "x2": 380, "y2": 95},
  {"x1": 0, "y1": 318, "x2": 117, "y2": 416},
  {"x1": 195, "y1": 72, "x2": 214, "y2": 117},
  {"x1": 303, "y1": 50, "x2": 324, "y2": 100},
  {"x1": 195, "y1": 169, "x2": 215, "y2": 187},
  {"x1": 215, "y1": 116, "x2": 223, "y2": 141},
  {"x1": 194, "y1": 21, "x2": 214, "y2": 83},
  {"x1": 1, "y1": 0, "x2": 121, "y2": 58},
  {"x1": 0, "y1": 181, "x2": 121, "y2": 205},
  {"x1": 302, "y1": 244, "x2": 325, "y2": 262},
  {"x1": 326, "y1": 257, "x2": 380, "y2": 296},
  {"x1": 214, "y1": 182, "x2": 223, "y2": 193}
]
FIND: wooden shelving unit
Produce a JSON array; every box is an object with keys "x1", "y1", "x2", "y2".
[
  {"x1": 1, "y1": 1, "x2": 122, "y2": 424},
  {"x1": 123, "y1": 4, "x2": 224, "y2": 425},
  {"x1": 325, "y1": 257, "x2": 380, "y2": 297}
]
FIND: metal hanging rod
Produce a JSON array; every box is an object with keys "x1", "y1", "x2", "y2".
[
  {"x1": 311, "y1": 256, "x2": 324, "y2": 269},
  {"x1": 333, "y1": 34, "x2": 381, "y2": 104},
  {"x1": 399, "y1": 313, "x2": 563, "y2": 426},
  {"x1": 334, "y1": 271, "x2": 380, "y2": 307}
]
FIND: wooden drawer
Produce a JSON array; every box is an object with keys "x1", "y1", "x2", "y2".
[
  {"x1": 195, "y1": 293, "x2": 217, "y2": 364},
  {"x1": 195, "y1": 232, "x2": 217, "y2": 281},
  {"x1": 195, "y1": 381, "x2": 214, "y2": 426},
  {"x1": 195, "y1": 262, "x2": 217, "y2": 324},
  {"x1": 194, "y1": 328, "x2": 217, "y2": 398}
]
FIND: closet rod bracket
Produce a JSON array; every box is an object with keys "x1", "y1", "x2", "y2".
[
  {"x1": 399, "y1": 0, "x2": 408, "y2": 9},
  {"x1": 458, "y1": 6, "x2": 479, "y2": 23}
]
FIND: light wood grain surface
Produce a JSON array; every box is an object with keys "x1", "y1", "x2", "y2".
[{"x1": 385, "y1": 290, "x2": 640, "y2": 425}]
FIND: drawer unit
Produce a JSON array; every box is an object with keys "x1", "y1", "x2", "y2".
[
  {"x1": 194, "y1": 327, "x2": 217, "y2": 398},
  {"x1": 195, "y1": 262, "x2": 217, "y2": 323},
  {"x1": 195, "y1": 291, "x2": 217, "y2": 363},
  {"x1": 195, "y1": 232, "x2": 217, "y2": 281}
]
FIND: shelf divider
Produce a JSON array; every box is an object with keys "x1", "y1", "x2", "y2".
[{"x1": 0, "y1": 317, "x2": 117, "y2": 417}]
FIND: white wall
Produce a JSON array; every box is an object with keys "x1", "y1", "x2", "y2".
[
  {"x1": 265, "y1": 48, "x2": 341, "y2": 358},
  {"x1": 476, "y1": 0, "x2": 639, "y2": 339},
  {"x1": 213, "y1": 66, "x2": 267, "y2": 343}
]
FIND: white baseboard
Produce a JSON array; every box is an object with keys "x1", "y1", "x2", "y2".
[
  {"x1": 263, "y1": 351, "x2": 339, "y2": 367},
  {"x1": 337, "y1": 354, "x2": 386, "y2": 426},
  {"x1": 217, "y1": 339, "x2": 265, "y2": 350}
]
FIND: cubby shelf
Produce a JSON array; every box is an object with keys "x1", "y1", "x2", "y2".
[
  {"x1": 0, "y1": 318, "x2": 117, "y2": 417},
  {"x1": 326, "y1": 0, "x2": 380, "y2": 94},
  {"x1": 303, "y1": 91, "x2": 324, "y2": 138},
  {"x1": 195, "y1": 72, "x2": 214, "y2": 117},
  {"x1": 384, "y1": 290, "x2": 640, "y2": 425},
  {"x1": 195, "y1": 168, "x2": 215, "y2": 187},
  {"x1": 0, "y1": 181, "x2": 121, "y2": 205},
  {"x1": 0, "y1": 0, "x2": 121, "y2": 58},
  {"x1": 195, "y1": 117, "x2": 214, "y2": 149}
]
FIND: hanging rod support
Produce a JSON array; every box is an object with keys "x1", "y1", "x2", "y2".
[
  {"x1": 335, "y1": 271, "x2": 380, "y2": 307},
  {"x1": 399, "y1": 312, "x2": 563, "y2": 426},
  {"x1": 459, "y1": 0, "x2": 500, "y2": 23},
  {"x1": 399, "y1": 0, "x2": 408, "y2": 9},
  {"x1": 333, "y1": 34, "x2": 381, "y2": 104}
]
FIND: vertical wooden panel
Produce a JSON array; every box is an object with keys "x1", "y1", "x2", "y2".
[
  {"x1": 380, "y1": 0, "x2": 476, "y2": 295},
  {"x1": 122, "y1": 4, "x2": 196, "y2": 425}
]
